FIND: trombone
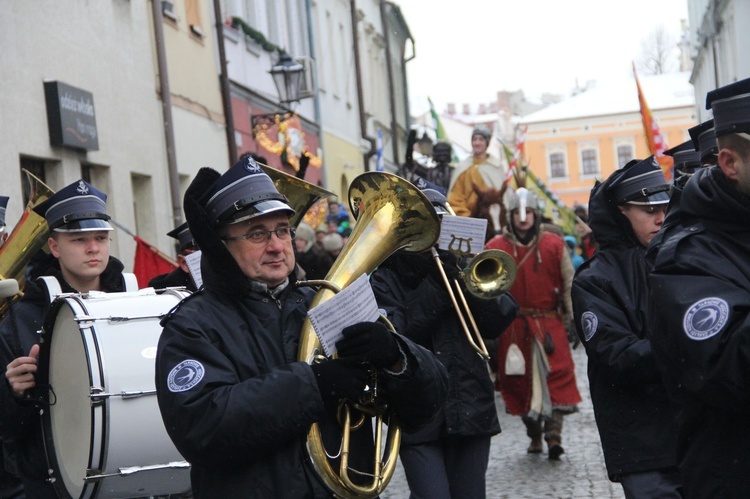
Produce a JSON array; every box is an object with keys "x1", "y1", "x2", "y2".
[{"x1": 431, "y1": 204, "x2": 517, "y2": 360}]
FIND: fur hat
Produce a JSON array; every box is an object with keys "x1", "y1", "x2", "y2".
[
  {"x1": 322, "y1": 233, "x2": 343, "y2": 252},
  {"x1": 295, "y1": 222, "x2": 315, "y2": 244}
]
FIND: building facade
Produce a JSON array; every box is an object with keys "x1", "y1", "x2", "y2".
[
  {"x1": 520, "y1": 72, "x2": 696, "y2": 208},
  {"x1": 687, "y1": 0, "x2": 750, "y2": 121},
  {"x1": 0, "y1": 1, "x2": 174, "y2": 269}
]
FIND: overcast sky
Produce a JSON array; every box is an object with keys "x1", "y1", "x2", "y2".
[{"x1": 395, "y1": 0, "x2": 690, "y2": 116}]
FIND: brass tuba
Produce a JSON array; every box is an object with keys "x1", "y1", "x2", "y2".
[
  {"x1": 259, "y1": 163, "x2": 334, "y2": 228},
  {"x1": 0, "y1": 170, "x2": 55, "y2": 311},
  {"x1": 430, "y1": 202, "x2": 517, "y2": 360},
  {"x1": 297, "y1": 172, "x2": 440, "y2": 498}
]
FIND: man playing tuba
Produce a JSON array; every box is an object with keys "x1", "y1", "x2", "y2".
[{"x1": 154, "y1": 156, "x2": 448, "y2": 498}]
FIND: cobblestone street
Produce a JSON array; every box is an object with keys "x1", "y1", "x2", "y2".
[{"x1": 382, "y1": 345, "x2": 625, "y2": 499}]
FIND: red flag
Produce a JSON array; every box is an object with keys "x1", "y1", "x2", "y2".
[
  {"x1": 633, "y1": 64, "x2": 673, "y2": 180},
  {"x1": 133, "y1": 236, "x2": 177, "y2": 288}
]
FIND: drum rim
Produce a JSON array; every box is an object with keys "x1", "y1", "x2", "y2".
[{"x1": 38, "y1": 293, "x2": 103, "y2": 499}]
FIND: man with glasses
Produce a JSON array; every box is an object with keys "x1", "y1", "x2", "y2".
[
  {"x1": 0, "y1": 180, "x2": 129, "y2": 498},
  {"x1": 154, "y1": 156, "x2": 448, "y2": 498}
]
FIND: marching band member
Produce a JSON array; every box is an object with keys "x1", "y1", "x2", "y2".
[
  {"x1": 572, "y1": 158, "x2": 681, "y2": 497},
  {"x1": 0, "y1": 180, "x2": 126, "y2": 498},
  {"x1": 650, "y1": 78, "x2": 750, "y2": 498},
  {"x1": 154, "y1": 157, "x2": 448, "y2": 498},
  {"x1": 370, "y1": 179, "x2": 518, "y2": 498},
  {"x1": 149, "y1": 222, "x2": 199, "y2": 292}
]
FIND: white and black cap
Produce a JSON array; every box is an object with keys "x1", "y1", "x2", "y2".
[
  {"x1": 202, "y1": 156, "x2": 294, "y2": 227},
  {"x1": 33, "y1": 180, "x2": 113, "y2": 232},
  {"x1": 607, "y1": 156, "x2": 670, "y2": 206}
]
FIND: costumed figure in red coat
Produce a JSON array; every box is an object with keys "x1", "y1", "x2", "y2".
[{"x1": 485, "y1": 187, "x2": 581, "y2": 460}]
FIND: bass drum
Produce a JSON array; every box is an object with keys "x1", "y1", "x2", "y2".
[{"x1": 36, "y1": 288, "x2": 191, "y2": 499}]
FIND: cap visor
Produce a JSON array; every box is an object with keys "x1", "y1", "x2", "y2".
[
  {"x1": 227, "y1": 199, "x2": 295, "y2": 225},
  {"x1": 627, "y1": 191, "x2": 670, "y2": 205},
  {"x1": 54, "y1": 219, "x2": 114, "y2": 232}
]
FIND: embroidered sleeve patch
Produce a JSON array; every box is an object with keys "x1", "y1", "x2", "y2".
[
  {"x1": 683, "y1": 297, "x2": 730, "y2": 341},
  {"x1": 581, "y1": 311, "x2": 598, "y2": 342},
  {"x1": 167, "y1": 360, "x2": 205, "y2": 393}
]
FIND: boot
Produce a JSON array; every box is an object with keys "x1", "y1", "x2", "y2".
[
  {"x1": 544, "y1": 410, "x2": 565, "y2": 460},
  {"x1": 522, "y1": 416, "x2": 543, "y2": 454}
]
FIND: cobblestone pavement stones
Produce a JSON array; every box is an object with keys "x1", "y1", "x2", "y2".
[{"x1": 381, "y1": 344, "x2": 625, "y2": 499}]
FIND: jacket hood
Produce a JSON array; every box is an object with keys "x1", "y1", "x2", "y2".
[
  {"x1": 679, "y1": 166, "x2": 750, "y2": 231},
  {"x1": 587, "y1": 170, "x2": 641, "y2": 249},
  {"x1": 183, "y1": 167, "x2": 300, "y2": 296},
  {"x1": 184, "y1": 167, "x2": 254, "y2": 296}
]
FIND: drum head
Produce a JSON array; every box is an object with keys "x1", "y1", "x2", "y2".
[{"x1": 46, "y1": 299, "x2": 98, "y2": 498}]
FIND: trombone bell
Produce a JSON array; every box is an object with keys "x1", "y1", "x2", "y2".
[{"x1": 463, "y1": 249, "x2": 517, "y2": 299}]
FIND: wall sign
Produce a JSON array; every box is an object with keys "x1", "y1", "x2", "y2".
[{"x1": 44, "y1": 81, "x2": 99, "y2": 151}]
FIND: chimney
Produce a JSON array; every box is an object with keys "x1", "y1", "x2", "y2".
[
  {"x1": 462, "y1": 103, "x2": 471, "y2": 115},
  {"x1": 446, "y1": 103, "x2": 456, "y2": 115},
  {"x1": 478, "y1": 103, "x2": 487, "y2": 114}
]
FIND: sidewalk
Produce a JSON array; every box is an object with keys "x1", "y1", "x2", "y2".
[{"x1": 382, "y1": 345, "x2": 625, "y2": 499}]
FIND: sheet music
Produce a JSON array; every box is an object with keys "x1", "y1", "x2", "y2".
[
  {"x1": 306, "y1": 273, "x2": 380, "y2": 357},
  {"x1": 185, "y1": 251, "x2": 203, "y2": 289},
  {"x1": 438, "y1": 215, "x2": 488, "y2": 255}
]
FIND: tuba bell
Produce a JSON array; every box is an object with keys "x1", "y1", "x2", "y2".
[
  {"x1": 0, "y1": 170, "x2": 55, "y2": 314},
  {"x1": 297, "y1": 172, "x2": 440, "y2": 498},
  {"x1": 259, "y1": 163, "x2": 334, "y2": 228}
]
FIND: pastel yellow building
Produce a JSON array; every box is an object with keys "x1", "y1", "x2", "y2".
[{"x1": 520, "y1": 72, "x2": 696, "y2": 208}]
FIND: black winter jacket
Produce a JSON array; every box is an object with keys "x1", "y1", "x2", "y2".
[
  {"x1": 0, "y1": 253, "x2": 126, "y2": 498},
  {"x1": 650, "y1": 167, "x2": 750, "y2": 498},
  {"x1": 571, "y1": 173, "x2": 678, "y2": 480},
  {"x1": 155, "y1": 168, "x2": 449, "y2": 499},
  {"x1": 370, "y1": 252, "x2": 518, "y2": 443}
]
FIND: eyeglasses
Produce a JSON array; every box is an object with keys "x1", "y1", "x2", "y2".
[{"x1": 223, "y1": 226, "x2": 295, "y2": 244}]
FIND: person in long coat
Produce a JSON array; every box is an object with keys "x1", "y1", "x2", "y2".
[{"x1": 486, "y1": 187, "x2": 581, "y2": 460}]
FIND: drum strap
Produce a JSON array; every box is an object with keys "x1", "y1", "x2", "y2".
[
  {"x1": 38, "y1": 276, "x2": 63, "y2": 302},
  {"x1": 122, "y1": 272, "x2": 138, "y2": 291}
]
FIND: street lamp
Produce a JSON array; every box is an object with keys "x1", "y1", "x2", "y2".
[
  {"x1": 251, "y1": 52, "x2": 305, "y2": 135},
  {"x1": 270, "y1": 52, "x2": 304, "y2": 106}
]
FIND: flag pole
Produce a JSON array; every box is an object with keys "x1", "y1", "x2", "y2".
[{"x1": 111, "y1": 219, "x2": 178, "y2": 267}]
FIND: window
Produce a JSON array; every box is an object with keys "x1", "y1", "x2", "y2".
[
  {"x1": 549, "y1": 152, "x2": 566, "y2": 179},
  {"x1": 185, "y1": 0, "x2": 204, "y2": 36},
  {"x1": 617, "y1": 145, "x2": 633, "y2": 169},
  {"x1": 581, "y1": 149, "x2": 599, "y2": 175},
  {"x1": 20, "y1": 157, "x2": 47, "y2": 207}
]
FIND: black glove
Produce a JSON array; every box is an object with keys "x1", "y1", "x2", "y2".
[
  {"x1": 428, "y1": 250, "x2": 461, "y2": 284},
  {"x1": 311, "y1": 359, "x2": 369, "y2": 411},
  {"x1": 336, "y1": 321, "x2": 402, "y2": 369}
]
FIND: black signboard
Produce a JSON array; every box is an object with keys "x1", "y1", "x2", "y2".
[{"x1": 44, "y1": 81, "x2": 99, "y2": 151}]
